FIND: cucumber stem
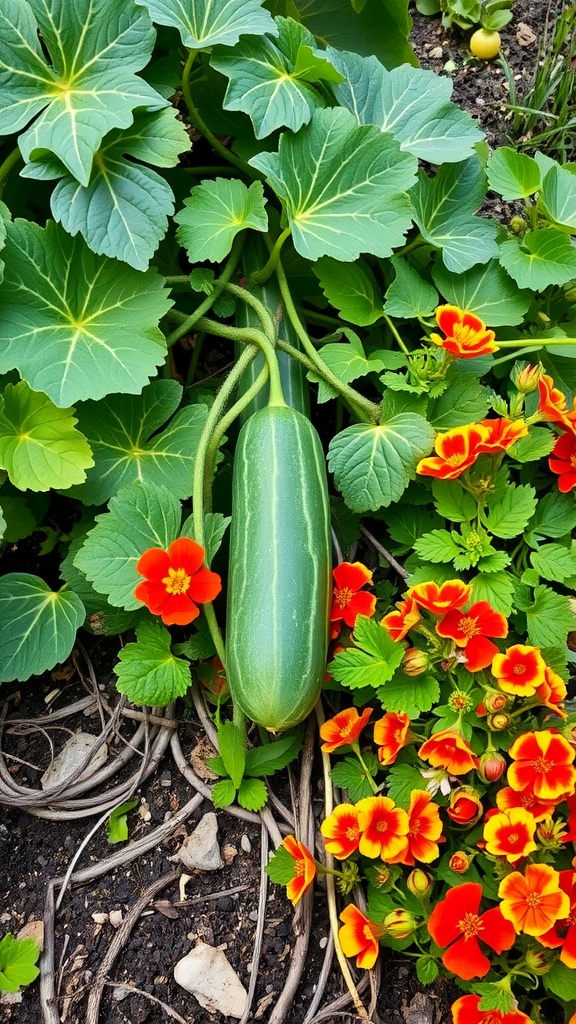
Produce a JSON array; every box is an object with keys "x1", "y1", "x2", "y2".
[
  {"x1": 204, "y1": 357, "x2": 269, "y2": 501},
  {"x1": 195, "y1": 316, "x2": 286, "y2": 407},
  {"x1": 250, "y1": 228, "x2": 292, "y2": 286},
  {"x1": 225, "y1": 281, "x2": 277, "y2": 341},
  {"x1": 0, "y1": 146, "x2": 21, "y2": 193},
  {"x1": 166, "y1": 238, "x2": 242, "y2": 347}
]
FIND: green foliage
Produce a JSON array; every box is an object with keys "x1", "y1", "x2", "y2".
[
  {"x1": 330, "y1": 752, "x2": 380, "y2": 801},
  {"x1": 107, "y1": 798, "x2": 138, "y2": 843},
  {"x1": 115, "y1": 619, "x2": 192, "y2": 704},
  {"x1": 314, "y1": 259, "x2": 382, "y2": 326},
  {"x1": 0, "y1": 574, "x2": 85, "y2": 682},
  {"x1": 176, "y1": 179, "x2": 268, "y2": 263},
  {"x1": 0, "y1": 933, "x2": 40, "y2": 993},
  {"x1": 329, "y1": 615, "x2": 405, "y2": 689}
]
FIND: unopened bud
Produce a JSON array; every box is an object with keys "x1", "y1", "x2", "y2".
[
  {"x1": 478, "y1": 750, "x2": 507, "y2": 783},
  {"x1": 406, "y1": 869, "x2": 432, "y2": 897},
  {"x1": 512, "y1": 362, "x2": 542, "y2": 395},
  {"x1": 537, "y1": 311, "x2": 551, "y2": 325},
  {"x1": 536, "y1": 816, "x2": 568, "y2": 849},
  {"x1": 483, "y1": 690, "x2": 509, "y2": 713},
  {"x1": 449, "y1": 851, "x2": 470, "y2": 874},
  {"x1": 565, "y1": 284, "x2": 576, "y2": 303},
  {"x1": 402, "y1": 647, "x2": 429, "y2": 676},
  {"x1": 447, "y1": 787, "x2": 483, "y2": 826},
  {"x1": 383, "y1": 909, "x2": 417, "y2": 939},
  {"x1": 525, "y1": 948, "x2": 554, "y2": 975},
  {"x1": 488, "y1": 712, "x2": 510, "y2": 732},
  {"x1": 509, "y1": 215, "x2": 526, "y2": 235}
]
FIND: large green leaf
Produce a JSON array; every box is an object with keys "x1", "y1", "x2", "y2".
[
  {"x1": 432, "y1": 259, "x2": 531, "y2": 327},
  {"x1": 308, "y1": 333, "x2": 387, "y2": 402},
  {"x1": 384, "y1": 256, "x2": 438, "y2": 319},
  {"x1": 313, "y1": 257, "x2": 382, "y2": 325},
  {"x1": 0, "y1": 574, "x2": 85, "y2": 682},
  {"x1": 115, "y1": 619, "x2": 191, "y2": 706},
  {"x1": 327, "y1": 415, "x2": 434, "y2": 511},
  {"x1": 175, "y1": 179, "x2": 268, "y2": 264},
  {"x1": 134, "y1": 0, "x2": 276, "y2": 48},
  {"x1": 251, "y1": 107, "x2": 416, "y2": 262},
  {"x1": 282, "y1": 0, "x2": 415, "y2": 69},
  {"x1": 0, "y1": 0, "x2": 165, "y2": 186},
  {"x1": 0, "y1": 381, "x2": 94, "y2": 491},
  {"x1": 328, "y1": 49, "x2": 483, "y2": 163},
  {"x1": 0, "y1": 201, "x2": 9, "y2": 285},
  {"x1": 541, "y1": 164, "x2": 576, "y2": 230},
  {"x1": 498, "y1": 229, "x2": 576, "y2": 290},
  {"x1": 74, "y1": 482, "x2": 182, "y2": 610},
  {"x1": 0, "y1": 220, "x2": 171, "y2": 407},
  {"x1": 66, "y1": 381, "x2": 208, "y2": 505},
  {"x1": 413, "y1": 159, "x2": 499, "y2": 273},
  {"x1": 428, "y1": 371, "x2": 489, "y2": 430},
  {"x1": 486, "y1": 148, "x2": 541, "y2": 200},
  {"x1": 211, "y1": 18, "x2": 340, "y2": 139},
  {"x1": 21, "y1": 109, "x2": 191, "y2": 270}
]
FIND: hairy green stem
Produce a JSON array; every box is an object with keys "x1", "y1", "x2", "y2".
[
  {"x1": 165, "y1": 275, "x2": 193, "y2": 286},
  {"x1": 0, "y1": 146, "x2": 21, "y2": 193},
  {"x1": 225, "y1": 281, "x2": 277, "y2": 341},
  {"x1": 249, "y1": 228, "x2": 292, "y2": 286},
  {"x1": 492, "y1": 347, "x2": 544, "y2": 367},
  {"x1": 383, "y1": 313, "x2": 410, "y2": 355},
  {"x1": 204, "y1": 353, "x2": 268, "y2": 493},
  {"x1": 497, "y1": 337, "x2": 576, "y2": 348},
  {"x1": 195, "y1": 316, "x2": 285, "y2": 407},
  {"x1": 166, "y1": 238, "x2": 242, "y2": 347}
]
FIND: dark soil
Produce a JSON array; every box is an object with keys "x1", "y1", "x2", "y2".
[{"x1": 0, "y1": 4, "x2": 555, "y2": 1024}]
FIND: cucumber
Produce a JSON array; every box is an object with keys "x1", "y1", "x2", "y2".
[{"x1": 226, "y1": 404, "x2": 331, "y2": 732}]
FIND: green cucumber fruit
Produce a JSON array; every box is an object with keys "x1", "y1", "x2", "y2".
[{"x1": 226, "y1": 404, "x2": 331, "y2": 732}]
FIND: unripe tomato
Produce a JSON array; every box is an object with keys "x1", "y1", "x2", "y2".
[{"x1": 469, "y1": 29, "x2": 501, "y2": 59}]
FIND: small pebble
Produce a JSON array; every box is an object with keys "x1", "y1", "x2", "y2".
[
  {"x1": 240, "y1": 834, "x2": 252, "y2": 854},
  {"x1": 160, "y1": 771, "x2": 172, "y2": 788},
  {"x1": 429, "y1": 45, "x2": 443, "y2": 58},
  {"x1": 248, "y1": 910, "x2": 258, "y2": 922},
  {"x1": 319, "y1": 936, "x2": 328, "y2": 949}
]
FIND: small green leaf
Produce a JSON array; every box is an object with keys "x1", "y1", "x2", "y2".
[
  {"x1": 177, "y1": 618, "x2": 216, "y2": 662},
  {"x1": 415, "y1": 956, "x2": 439, "y2": 986},
  {"x1": 386, "y1": 764, "x2": 426, "y2": 807},
  {"x1": 432, "y1": 259, "x2": 531, "y2": 327},
  {"x1": 508, "y1": 427, "x2": 556, "y2": 463},
  {"x1": 427, "y1": 372, "x2": 489, "y2": 430},
  {"x1": 524, "y1": 585, "x2": 576, "y2": 647},
  {"x1": 330, "y1": 754, "x2": 380, "y2": 802},
  {"x1": 385, "y1": 506, "x2": 442, "y2": 554},
  {"x1": 499, "y1": 229, "x2": 576, "y2": 290},
  {"x1": 0, "y1": 574, "x2": 85, "y2": 683},
  {"x1": 527, "y1": 491, "x2": 576, "y2": 540},
  {"x1": 481, "y1": 484, "x2": 537, "y2": 539},
  {"x1": 541, "y1": 164, "x2": 576, "y2": 230},
  {"x1": 115, "y1": 619, "x2": 191, "y2": 705},
  {"x1": 414, "y1": 530, "x2": 462, "y2": 563},
  {"x1": 245, "y1": 733, "x2": 302, "y2": 777},
  {"x1": 107, "y1": 799, "x2": 138, "y2": 844},
  {"x1": 314, "y1": 257, "x2": 382, "y2": 325},
  {"x1": 217, "y1": 720, "x2": 246, "y2": 790},
  {"x1": 308, "y1": 334, "x2": 387, "y2": 403},
  {"x1": 431, "y1": 480, "x2": 476, "y2": 523},
  {"x1": 384, "y1": 257, "x2": 439, "y2": 320},
  {"x1": 0, "y1": 934, "x2": 40, "y2": 993},
  {"x1": 329, "y1": 615, "x2": 405, "y2": 689},
  {"x1": 486, "y1": 148, "x2": 541, "y2": 200},
  {"x1": 135, "y1": 0, "x2": 277, "y2": 48},
  {"x1": 201, "y1": 513, "x2": 232, "y2": 565},
  {"x1": 475, "y1": 983, "x2": 516, "y2": 1015},
  {"x1": 469, "y1": 571, "x2": 515, "y2": 616},
  {"x1": 475, "y1": 551, "x2": 510, "y2": 574},
  {"x1": 544, "y1": 960, "x2": 576, "y2": 1002},
  {"x1": 212, "y1": 778, "x2": 237, "y2": 808},
  {"x1": 265, "y1": 844, "x2": 297, "y2": 885},
  {"x1": 378, "y1": 672, "x2": 440, "y2": 719},
  {"x1": 237, "y1": 777, "x2": 268, "y2": 812},
  {"x1": 0, "y1": 382, "x2": 93, "y2": 491},
  {"x1": 176, "y1": 179, "x2": 268, "y2": 264},
  {"x1": 530, "y1": 543, "x2": 576, "y2": 583}
]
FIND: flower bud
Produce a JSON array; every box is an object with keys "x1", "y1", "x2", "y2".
[
  {"x1": 483, "y1": 690, "x2": 508, "y2": 713},
  {"x1": 406, "y1": 869, "x2": 432, "y2": 897},
  {"x1": 509, "y1": 215, "x2": 526, "y2": 235},
  {"x1": 478, "y1": 750, "x2": 507, "y2": 783},
  {"x1": 447, "y1": 787, "x2": 483, "y2": 826},
  {"x1": 488, "y1": 712, "x2": 510, "y2": 732},
  {"x1": 383, "y1": 909, "x2": 417, "y2": 939},
  {"x1": 525, "y1": 949, "x2": 554, "y2": 975},
  {"x1": 402, "y1": 647, "x2": 429, "y2": 676},
  {"x1": 565, "y1": 284, "x2": 576, "y2": 303},
  {"x1": 449, "y1": 851, "x2": 470, "y2": 874},
  {"x1": 511, "y1": 362, "x2": 542, "y2": 395}
]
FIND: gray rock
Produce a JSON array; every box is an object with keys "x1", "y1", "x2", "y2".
[
  {"x1": 168, "y1": 812, "x2": 223, "y2": 871},
  {"x1": 174, "y1": 942, "x2": 247, "y2": 1018},
  {"x1": 41, "y1": 731, "x2": 107, "y2": 789}
]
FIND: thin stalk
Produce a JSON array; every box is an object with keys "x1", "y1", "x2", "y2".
[
  {"x1": 164, "y1": 275, "x2": 193, "y2": 286},
  {"x1": 274, "y1": 258, "x2": 380, "y2": 423},
  {"x1": 203, "y1": 355, "x2": 268, "y2": 495},
  {"x1": 166, "y1": 238, "x2": 242, "y2": 347},
  {"x1": 0, "y1": 146, "x2": 21, "y2": 192},
  {"x1": 383, "y1": 313, "x2": 410, "y2": 355},
  {"x1": 250, "y1": 227, "x2": 292, "y2": 286},
  {"x1": 492, "y1": 346, "x2": 545, "y2": 367},
  {"x1": 186, "y1": 331, "x2": 205, "y2": 385},
  {"x1": 195, "y1": 316, "x2": 285, "y2": 407},
  {"x1": 497, "y1": 338, "x2": 576, "y2": 348},
  {"x1": 395, "y1": 234, "x2": 426, "y2": 258},
  {"x1": 225, "y1": 281, "x2": 277, "y2": 340}
]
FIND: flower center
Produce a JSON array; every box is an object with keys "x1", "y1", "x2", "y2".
[
  {"x1": 507, "y1": 831, "x2": 520, "y2": 846},
  {"x1": 375, "y1": 820, "x2": 388, "y2": 833},
  {"x1": 532, "y1": 757, "x2": 552, "y2": 775},
  {"x1": 453, "y1": 324, "x2": 479, "y2": 349},
  {"x1": 513, "y1": 663, "x2": 526, "y2": 675},
  {"x1": 446, "y1": 452, "x2": 467, "y2": 467},
  {"x1": 334, "y1": 587, "x2": 353, "y2": 609},
  {"x1": 525, "y1": 892, "x2": 542, "y2": 908},
  {"x1": 346, "y1": 826, "x2": 360, "y2": 842},
  {"x1": 162, "y1": 566, "x2": 191, "y2": 595},
  {"x1": 294, "y1": 859, "x2": 306, "y2": 878},
  {"x1": 457, "y1": 911, "x2": 483, "y2": 939},
  {"x1": 569, "y1": 453, "x2": 576, "y2": 468},
  {"x1": 458, "y1": 615, "x2": 480, "y2": 639}
]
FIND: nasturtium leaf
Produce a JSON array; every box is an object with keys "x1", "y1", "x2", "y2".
[
  {"x1": 378, "y1": 671, "x2": 440, "y2": 718},
  {"x1": 0, "y1": 381, "x2": 93, "y2": 492},
  {"x1": 175, "y1": 179, "x2": 268, "y2": 264},
  {"x1": 413, "y1": 159, "x2": 499, "y2": 273},
  {"x1": 481, "y1": 484, "x2": 537, "y2": 540},
  {"x1": 250, "y1": 107, "x2": 416, "y2": 262},
  {"x1": 508, "y1": 427, "x2": 556, "y2": 463},
  {"x1": 431, "y1": 479, "x2": 476, "y2": 523},
  {"x1": 0, "y1": 495, "x2": 39, "y2": 543},
  {"x1": 428, "y1": 372, "x2": 489, "y2": 430},
  {"x1": 115, "y1": 619, "x2": 191, "y2": 706},
  {"x1": 432, "y1": 259, "x2": 531, "y2": 327},
  {"x1": 65, "y1": 381, "x2": 207, "y2": 505},
  {"x1": 329, "y1": 614, "x2": 405, "y2": 689},
  {"x1": 74, "y1": 482, "x2": 182, "y2": 610},
  {"x1": 211, "y1": 18, "x2": 337, "y2": 139},
  {"x1": 0, "y1": 0, "x2": 165, "y2": 186},
  {"x1": 383, "y1": 257, "x2": 439, "y2": 319},
  {"x1": 0, "y1": 574, "x2": 85, "y2": 683},
  {"x1": 486, "y1": 148, "x2": 541, "y2": 200},
  {"x1": 469, "y1": 571, "x2": 515, "y2": 616},
  {"x1": 530, "y1": 544, "x2": 576, "y2": 583},
  {"x1": 313, "y1": 257, "x2": 382, "y2": 325},
  {"x1": 523, "y1": 585, "x2": 576, "y2": 648},
  {"x1": 499, "y1": 229, "x2": 576, "y2": 290},
  {"x1": 541, "y1": 164, "x2": 576, "y2": 230},
  {"x1": 544, "y1": 961, "x2": 576, "y2": 1003},
  {"x1": 134, "y1": 0, "x2": 276, "y2": 48},
  {"x1": 21, "y1": 109, "x2": 191, "y2": 270},
  {"x1": 0, "y1": 934, "x2": 40, "y2": 993},
  {"x1": 308, "y1": 334, "x2": 387, "y2": 403},
  {"x1": 0, "y1": 220, "x2": 171, "y2": 408},
  {"x1": 328, "y1": 49, "x2": 483, "y2": 163},
  {"x1": 327, "y1": 415, "x2": 434, "y2": 512}
]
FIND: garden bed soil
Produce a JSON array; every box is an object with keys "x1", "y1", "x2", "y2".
[{"x1": 0, "y1": 2, "x2": 558, "y2": 1023}]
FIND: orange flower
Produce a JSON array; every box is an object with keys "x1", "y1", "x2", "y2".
[
  {"x1": 387, "y1": 790, "x2": 443, "y2": 865},
  {"x1": 419, "y1": 729, "x2": 478, "y2": 775},
  {"x1": 507, "y1": 730, "x2": 576, "y2": 802},
  {"x1": 451, "y1": 994, "x2": 532, "y2": 1024},
  {"x1": 380, "y1": 595, "x2": 421, "y2": 641},
  {"x1": 449, "y1": 852, "x2": 470, "y2": 874},
  {"x1": 537, "y1": 870, "x2": 576, "y2": 968},
  {"x1": 355, "y1": 795, "x2": 410, "y2": 861},
  {"x1": 498, "y1": 863, "x2": 570, "y2": 936},
  {"x1": 427, "y1": 882, "x2": 516, "y2": 980},
  {"x1": 436, "y1": 601, "x2": 508, "y2": 672},
  {"x1": 538, "y1": 374, "x2": 576, "y2": 433},
  {"x1": 549, "y1": 430, "x2": 576, "y2": 493},
  {"x1": 417, "y1": 424, "x2": 489, "y2": 480},
  {"x1": 373, "y1": 711, "x2": 411, "y2": 766},
  {"x1": 407, "y1": 579, "x2": 471, "y2": 615},
  {"x1": 430, "y1": 305, "x2": 498, "y2": 358},
  {"x1": 134, "y1": 537, "x2": 222, "y2": 626},
  {"x1": 320, "y1": 804, "x2": 361, "y2": 859},
  {"x1": 446, "y1": 786, "x2": 483, "y2": 825},
  {"x1": 319, "y1": 706, "x2": 373, "y2": 753},
  {"x1": 282, "y1": 835, "x2": 316, "y2": 906},
  {"x1": 330, "y1": 562, "x2": 377, "y2": 628},
  {"x1": 496, "y1": 786, "x2": 556, "y2": 823},
  {"x1": 482, "y1": 807, "x2": 538, "y2": 864},
  {"x1": 491, "y1": 644, "x2": 547, "y2": 696},
  {"x1": 536, "y1": 666, "x2": 568, "y2": 719},
  {"x1": 476, "y1": 418, "x2": 529, "y2": 452},
  {"x1": 338, "y1": 904, "x2": 383, "y2": 969}
]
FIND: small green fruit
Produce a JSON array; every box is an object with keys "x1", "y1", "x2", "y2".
[{"x1": 469, "y1": 29, "x2": 502, "y2": 59}]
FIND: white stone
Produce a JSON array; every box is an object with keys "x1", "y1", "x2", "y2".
[
  {"x1": 174, "y1": 942, "x2": 248, "y2": 1018},
  {"x1": 168, "y1": 812, "x2": 223, "y2": 871},
  {"x1": 41, "y1": 731, "x2": 107, "y2": 789}
]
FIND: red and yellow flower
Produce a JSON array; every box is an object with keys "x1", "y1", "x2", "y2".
[
  {"x1": 430, "y1": 305, "x2": 498, "y2": 359},
  {"x1": 373, "y1": 711, "x2": 411, "y2": 766},
  {"x1": 319, "y1": 706, "x2": 373, "y2": 753},
  {"x1": 427, "y1": 882, "x2": 516, "y2": 979},
  {"x1": 476, "y1": 418, "x2": 528, "y2": 452},
  {"x1": 537, "y1": 870, "x2": 576, "y2": 968},
  {"x1": 416, "y1": 424, "x2": 489, "y2": 480},
  {"x1": 320, "y1": 803, "x2": 361, "y2": 859},
  {"x1": 496, "y1": 786, "x2": 556, "y2": 823},
  {"x1": 339, "y1": 904, "x2": 384, "y2": 969},
  {"x1": 451, "y1": 994, "x2": 532, "y2": 1024},
  {"x1": 436, "y1": 601, "x2": 508, "y2": 672},
  {"x1": 387, "y1": 790, "x2": 444, "y2": 865},
  {"x1": 449, "y1": 852, "x2": 471, "y2": 874},
  {"x1": 536, "y1": 666, "x2": 568, "y2": 718},
  {"x1": 537, "y1": 374, "x2": 576, "y2": 433},
  {"x1": 355, "y1": 795, "x2": 410, "y2": 861},
  {"x1": 330, "y1": 562, "x2": 377, "y2": 629},
  {"x1": 407, "y1": 579, "x2": 471, "y2": 615},
  {"x1": 446, "y1": 787, "x2": 483, "y2": 826},
  {"x1": 507, "y1": 729, "x2": 576, "y2": 802},
  {"x1": 380, "y1": 595, "x2": 421, "y2": 641},
  {"x1": 548, "y1": 430, "x2": 576, "y2": 493},
  {"x1": 419, "y1": 729, "x2": 478, "y2": 775},
  {"x1": 482, "y1": 807, "x2": 538, "y2": 864},
  {"x1": 281, "y1": 836, "x2": 317, "y2": 906},
  {"x1": 134, "y1": 537, "x2": 222, "y2": 626},
  {"x1": 498, "y1": 863, "x2": 570, "y2": 936},
  {"x1": 491, "y1": 644, "x2": 546, "y2": 697}
]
